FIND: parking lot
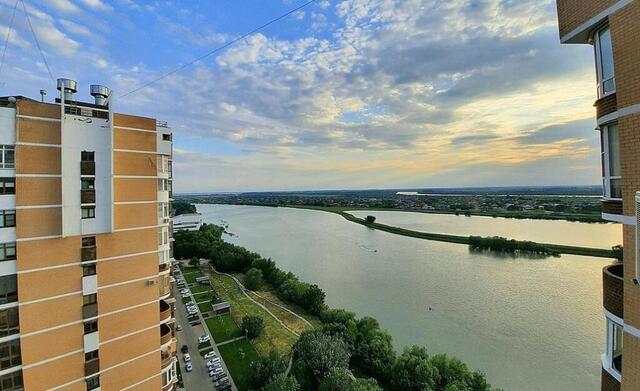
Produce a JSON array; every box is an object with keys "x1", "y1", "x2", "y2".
[{"x1": 174, "y1": 267, "x2": 236, "y2": 391}]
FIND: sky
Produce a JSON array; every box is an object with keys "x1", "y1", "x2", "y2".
[{"x1": 0, "y1": 0, "x2": 601, "y2": 192}]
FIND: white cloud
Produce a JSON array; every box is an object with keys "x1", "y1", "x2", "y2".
[
  {"x1": 46, "y1": 0, "x2": 81, "y2": 13},
  {"x1": 78, "y1": 0, "x2": 112, "y2": 11},
  {"x1": 59, "y1": 19, "x2": 92, "y2": 37}
]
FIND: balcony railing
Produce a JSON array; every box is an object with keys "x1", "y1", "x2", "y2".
[
  {"x1": 595, "y1": 93, "x2": 617, "y2": 119},
  {"x1": 81, "y1": 189, "x2": 96, "y2": 204},
  {"x1": 85, "y1": 358, "x2": 100, "y2": 376},
  {"x1": 160, "y1": 323, "x2": 172, "y2": 346},
  {"x1": 160, "y1": 299, "x2": 171, "y2": 322},
  {"x1": 601, "y1": 366, "x2": 621, "y2": 391},
  {"x1": 603, "y1": 264, "x2": 623, "y2": 319},
  {"x1": 81, "y1": 161, "x2": 95, "y2": 176},
  {"x1": 82, "y1": 246, "x2": 97, "y2": 262},
  {"x1": 602, "y1": 199, "x2": 623, "y2": 216}
]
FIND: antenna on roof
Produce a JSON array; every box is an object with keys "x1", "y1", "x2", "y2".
[{"x1": 39, "y1": 89, "x2": 46, "y2": 102}]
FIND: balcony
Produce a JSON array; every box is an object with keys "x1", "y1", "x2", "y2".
[
  {"x1": 83, "y1": 303, "x2": 98, "y2": 319},
  {"x1": 161, "y1": 349, "x2": 173, "y2": 369},
  {"x1": 81, "y1": 189, "x2": 96, "y2": 204},
  {"x1": 601, "y1": 366, "x2": 621, "y2": 391},
  {"x1": 602, "y1": 199, "x2": 623, "y2": 216},
  {"x1": 595, "y1": 93, "x2": 617, "y2": 120},
  {"x1": 603, "y1": 264, "x2": 623, "y2": 319},
  {"x1": 160, "y1": 299, "x2": 171, "y2": 322},
  {"x1": 82, "y1": 246, "x2": 97, "y2": 262},
  {"x1": 85, "y1": 358, "x2": 100, "y2": 376},
  {"x1": 81, "y1": 161, "x2": 95, "y2": 176},
  {"x1": 160, "y1": 323, "x2": 172, "y2": 346}
]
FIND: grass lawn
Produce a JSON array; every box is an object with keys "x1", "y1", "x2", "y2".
[
  {"x1": 205, "y1": 315, "x2": 243, "y2": 343},
  {"x1": 179, "y1": 265, "x2": 199, "y2": 273},
  {"x1": 218, "y1": 339, "x2": 260, "y2": 391},
  {"x1": 198, "y1": 301, "x2": 212, "y2": 314},
  {"x1": 208, "y1": 271, "x2": 298, "y2": 356},
  {"x1": 183, "y1": 271, "x2": 204, "y2": 284},
  {"x1": 181, "y1": 296, "x2": 192, "y2": 304},
  {"x1": 248, "y1": 290, "x2": 319, "y2": 334},
  {"x1": 191, "y1": 285, "x2": 212, "y2": 294},
  {"x1": 194, "y1": 292, "x2": 212, "y2": 302}
]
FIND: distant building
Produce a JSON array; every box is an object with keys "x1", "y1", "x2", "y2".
[
  {"x1": 212, "y1": 302, "x2": 231, "y2": 316},
  {"x1": 173, "y1": 213, "x2": 203, "y2": 231},
  {"x1": 556, "y1": 2, "x2": 639, "y2": 390}
]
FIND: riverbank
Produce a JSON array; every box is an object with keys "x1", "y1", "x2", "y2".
[{"x1": 286, "y1": 205, "x2": 619, "y2": 259}]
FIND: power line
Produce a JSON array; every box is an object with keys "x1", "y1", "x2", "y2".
[
  {"x1": 118, "y1": 0, "x2": 317, "y2": 99},
  {"x1": 20, "y1": 0, "x2": 54, "y2": 81},
  {"x1": 0, "y1": 0, "x2": 20, "y2": 79}
]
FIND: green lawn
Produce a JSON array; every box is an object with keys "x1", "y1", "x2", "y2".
[
  {"x1": 183, "y1": 271, "x2": 204, "y2": 284},
  {"x1": 205, "y1": 315, "x2": 243, "y2": 343},
  {"x1": 191, "y1": 285, "x2": 212, "y2": 294},
  {"x1": 179, "y1": 265, "x2": 199, "y2": 273},
  {"x1": 218, "y1": 339, "x2": 260, "y2": 391},
  {"x1": 198, "y1": 302, "x2": 212, "y2": 314},
  {"x1": 181, "y1": 296, "x2": 192, "y2": 304}
]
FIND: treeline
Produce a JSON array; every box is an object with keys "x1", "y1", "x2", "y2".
[
  {"x1": 175, "y1": 222, "x2": 500, "y2": 391},
  {"x1": 468, "y1": 236, "x2": 560, "y2": 257},
  {"x1": 172, "y1": 200, "x2": 197, "y2": 216}
]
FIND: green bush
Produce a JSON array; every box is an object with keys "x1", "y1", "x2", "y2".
[
  {"x1": 241, "y1": 315, "x2": 265, "y2": 339},
  {"x1": 243, "y1": 268, "x2": 263, "y2": 291}
]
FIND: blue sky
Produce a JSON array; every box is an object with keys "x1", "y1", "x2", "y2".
[{"x1": 0, "y1": 0, "x2": 600, "y2": 192}]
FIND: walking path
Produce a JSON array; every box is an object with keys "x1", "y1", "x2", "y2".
[{"x1": 217, "y1": 336, "x2": 247, "y2": 347}]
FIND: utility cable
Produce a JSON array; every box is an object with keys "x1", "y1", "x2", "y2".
[
  {"x1": 20, "y1": 0, "x2": 54, "y2": 81},
  {"x1": 118, "y1": 0, "x2": 317, "y2": 99},
  {"x1": 0, "y1": 0, "x2": 20, "y2": 80}
]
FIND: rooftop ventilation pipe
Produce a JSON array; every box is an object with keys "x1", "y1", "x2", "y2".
[
  {"x1": 56, "y1": 78, "x2": 77, "y2": 102},
  {"x1": 90, "y1": 85, "x2": 110, "y2": 106}
]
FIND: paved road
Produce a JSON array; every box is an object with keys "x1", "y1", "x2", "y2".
[{"x1": 174, "y1": 270, "x2": 237, "y2": 391}]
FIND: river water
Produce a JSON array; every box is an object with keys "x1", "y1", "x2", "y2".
[{"x1": 197, "y1": 204, "x2": 620, "y2": 391}]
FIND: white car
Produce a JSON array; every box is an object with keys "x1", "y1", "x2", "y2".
[
  {"x1": 183, "y1": 353, "x2": 191, "y2": 362},
  {"x1": 176, "y1": 324, "x2": 183, "y2": 331},
  {"x1": 185, "y1": 362, "x2": 193, "y2": 372},
  {"x1": 198, "y1": 335, "x2": 210, "y2": 343},
  {"x1": 180, "y1": 288, "x2": 189, "y2": 294},
  {"x1": 207, "y1": 358, "x2": 221, "y2": 367},
  {"x1": 209, "y1": 368, "x2": 224, "y2": 377},
  {"x1": 203, "y1": 351, "x2": 217, "y2": 359}
]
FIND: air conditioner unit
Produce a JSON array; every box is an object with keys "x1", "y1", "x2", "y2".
[
  {"x1": 147, "y1": 279, "x2": 158, "y2": 286},
  {"x1": 636, "y1": 192, "x2": 640, "y2": 285}
]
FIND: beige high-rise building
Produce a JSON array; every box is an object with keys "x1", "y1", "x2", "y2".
[
  {"x1": 556, "y1": 1, "x2": 640, "y2": 390},
  {"x1": 0, "y1": 78, "x2": 177, "y2": 390}
]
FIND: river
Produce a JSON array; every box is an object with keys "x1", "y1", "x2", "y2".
[{"x1": 196, "y1": 204, "x2": 619, "y2": 391}]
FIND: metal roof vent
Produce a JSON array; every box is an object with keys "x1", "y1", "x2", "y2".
[
  {"x1": 90, "y1": 85, "x2": 110, "y2": 106},
  {"x1": 56, "y1": 78, "x2": 77, "y2": 102}
]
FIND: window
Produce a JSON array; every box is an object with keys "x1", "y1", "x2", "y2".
[
  {"x1": 158, "y1": 179, "x2": 168, "y2": 191},
  {"x1": 81, "y1": 179, "x2": 95, "y2": 190},
  {"x1": 157, "y1": 155, "x2": 169, "y2": 174},
  {"x1": 0, "y1": 275, "x2": 17, "y2": 305},
  {"x1": 0, "y1": 243, "x2": 16, "y2": 262},
  {"x1": 0, "y1": 211, "x2": 15, "y2": 228},
  {"x1": 158, "y1": 203, "x2": 169, "y2": 220},
  {"x1": 158, "y1": 226, "x2": 169, "y2": 246},
  {"x1": 0, "y1": 370, "x2": 23, "y2": 390},
  {"x1": 0, "y1": 146, "x2": 14, "y2": 169},
  {"x1": 84, "y1": 320, "x2": 98, "y2": 334},
  {"x1": 83, "y1": 293, "x2": 97, "y2": 306},
  {"x1": 82, "y1": 207, "x2": 96, "y2": 219},
  {"x1": 601, "y1": 124, "x2": 621, "y2": 199},
  {"x1": 595, "y1": 26, "x2": 615, "y2": 97},
  {"x1": 606, "y1": 319, "x2": 623, "y2": 376},
  {"x1": 85, "y1": 350, "x2": 99, "y2": 362},
  {"x1": 82, "y1": 236, "x2": 96, "y2": 247},
  {"x1": 0, "y1": 339, "x2": 20, "y2": 370},
  {"x1": 86, "y1": 375, "x2": 100, "y2": 390},
  {"x1": 83, "y1": 263, "x2": 96, "y2": 277},
  {"x1": 0, "y1": 178, "x2": 14, "y2": 195},
  {"x1": 81, "y1": 151, "x2": 95, "y2": 162},
  {"x1": 0, "y1": 307, "x2": 19, "y2": 337},
  {"x1": 162, "y1": 133, "x2": 171, "y2": 141}
]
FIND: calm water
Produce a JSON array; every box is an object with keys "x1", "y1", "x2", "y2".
[
  {"x1": 349, "y1": 210, "x2": 621, "y2": 248},
  {"x1": 197, "y1": 204, "x2": 614, "y2": 391}
]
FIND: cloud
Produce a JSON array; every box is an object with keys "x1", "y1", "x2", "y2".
[
  {"x1": 59, "y1": 19, "x2": 92, "y2": 37},
  {"x1": 78, "y1": 0, "x2": 112, "y2": 11},
  {"x1": 45, "y1": 0, "x2": 81, "y2": 13}
]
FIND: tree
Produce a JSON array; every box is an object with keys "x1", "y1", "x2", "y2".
[
  {"x1": 293, "y1": 330, "x2": 350, "y2": 387},
  {"x1": 251, "y1": 350, "x2": 288, "y2": 389},
  {"x1": 243, "y1": 268, "x2": 263, "y2": 290},
  {"x1": 319, "y1": 368, "x2": 383, "y2": 391},
  {"x1": 264, "y1": 373, "x2": 300, "y2": 391},
  {"x1": 353, "y1": 317, "x2": 396, "y2": 382},
  {"x1": 242, "y1": 315, "x2": 265, "y2": 339},
  {"x1": 189, "y1": 257, "x2": 199, "y2": 267},
  {"x1": 365, "y1": 215, "x2": 376, "y2": 224},
  {"x1": 302, "y1": 284, "x2": 326, "y2": 315},
  {"x1": 172, "y1": 200, "x2": 196, "y2": 216},
  {"x1": 390, "y1": 346, "x2": 437, "y2": 391}
]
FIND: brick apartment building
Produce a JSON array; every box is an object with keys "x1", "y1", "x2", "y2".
[
  {"x1": 556, "y1": 1, "x2": 640, "y2": 390},
  {"x1": 0, "y1": 79, "x2": 177, "y2": 390}
]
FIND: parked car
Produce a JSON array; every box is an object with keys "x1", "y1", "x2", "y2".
[
  {"x1": 176, "y1": 324, "x2": 183, "y2": 331},
  {"x1": 181, "y1": 345, "x2": 188, "y2": 353},
  {"x1": 198, "y1": 335, "x2": 210, "y2": 343},
  {"x1": 213, "y1": 372, "x2": 227, "y2": 381},
  {"x1": 216, "y1": 384, "x2": 231, "y2": 391},
  {"x1": 203, "y1": 351, "x2": 217, "y2": 359},
  {"x1": 183, "y1": 353, "x2": 191, "y2": 362},
  {"x1": 206, "y1": 358, "x2": 221, "y2": 367},
  {"x1": 215, "y1": 377, "x2": 229, "y2": 387},
  {"x1": 185, "y1": 362, "x2": 193, "y2": 372},
  {"x1": 209, "y1": 368, "x2": 224, "y2": 377}
]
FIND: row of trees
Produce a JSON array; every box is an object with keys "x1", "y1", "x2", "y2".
[
  {"x1": 468, "y1": 236, "x2": 560, "y2": 257},
  {"x1": 175, "y1": 222, "x2": 498, "y2": 390}
]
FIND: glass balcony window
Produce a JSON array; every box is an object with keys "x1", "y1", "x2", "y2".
[
  {"x1": 594, "y1": 26, "x2": 615, "y2": 97},
  {"x1": 601, "y1": 124, "x2": 621, "y2": 200}
]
